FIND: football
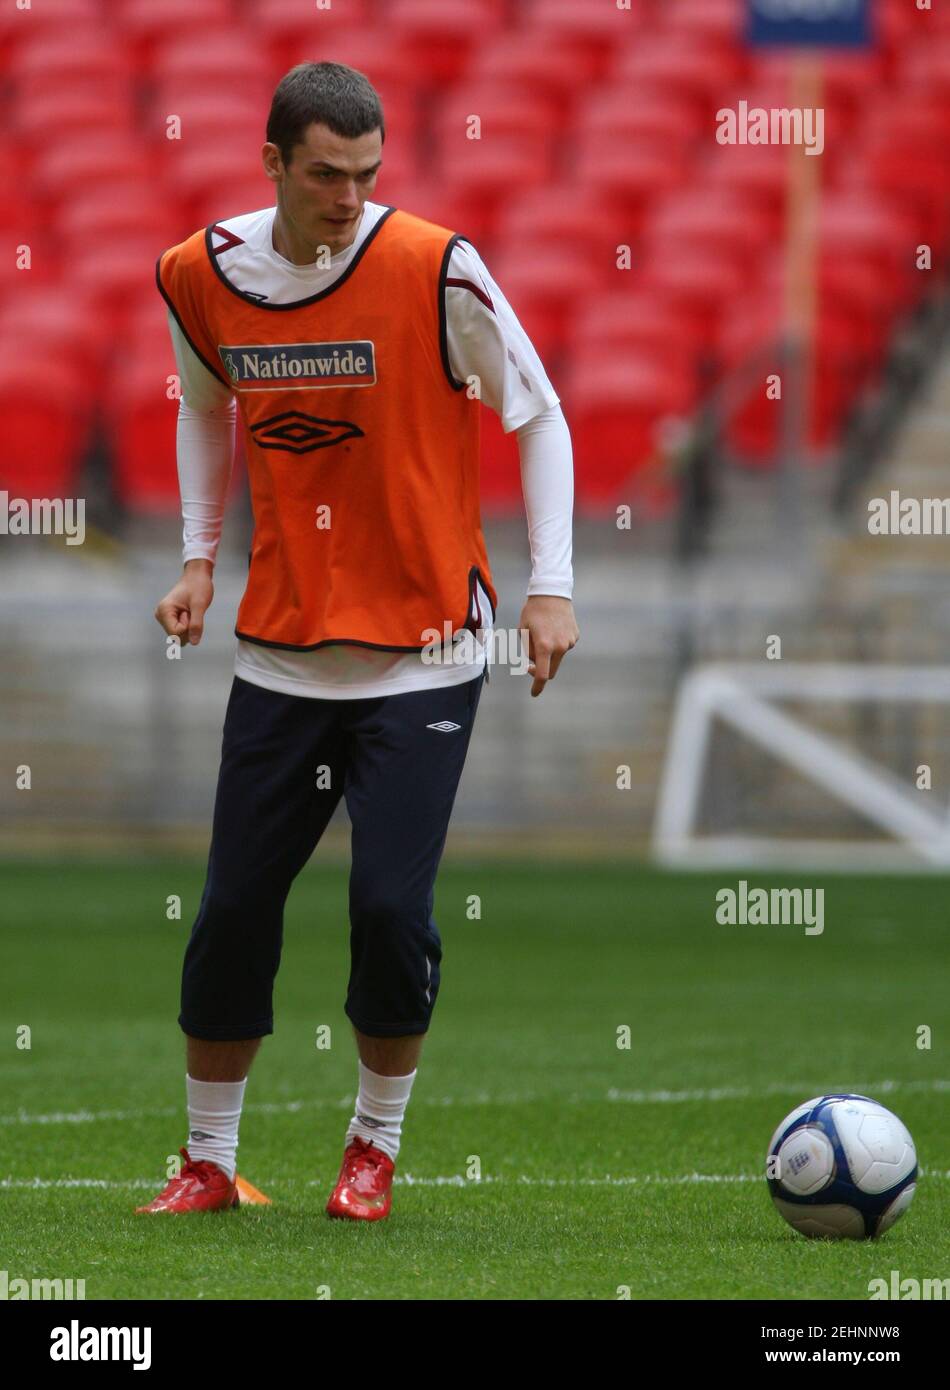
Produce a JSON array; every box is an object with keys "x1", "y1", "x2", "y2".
[{"x1": 766, "y1": 1094, "x2": 918, "y2": 1239}]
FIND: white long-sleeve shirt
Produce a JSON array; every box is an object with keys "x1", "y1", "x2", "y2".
[{"x1": 167, "y1": 200, "x2": 574, "y2": 699}]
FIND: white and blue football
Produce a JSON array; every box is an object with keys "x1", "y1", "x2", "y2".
[{"x1": 766, "y1": 1094, "x2": 917, "y2": 1239}]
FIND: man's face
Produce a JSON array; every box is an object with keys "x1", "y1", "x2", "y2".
[{"x1": 264, "y1": 121, "x2": 383, "y2": 254}]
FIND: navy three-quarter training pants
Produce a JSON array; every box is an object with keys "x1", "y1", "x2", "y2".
[{"x1": 179, "y1": 669, "x2": 485, "y2": 1041}]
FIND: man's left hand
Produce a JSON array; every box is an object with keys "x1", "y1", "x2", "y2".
[{"x1": 518, "y1": 595, "x2": 579, "y2": 698}]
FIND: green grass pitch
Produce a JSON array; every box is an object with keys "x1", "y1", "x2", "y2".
[{"x1": 1, "y1": 860, "x2": 946, "y2": 1300}]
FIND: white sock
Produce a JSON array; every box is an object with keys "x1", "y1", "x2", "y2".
[
  {"x1": 185, "y1": 1074, "x2": 246, "y2": 1182},
  {"x1": 345, "y1": 1060, "x2": 417, "y2": 1163}
]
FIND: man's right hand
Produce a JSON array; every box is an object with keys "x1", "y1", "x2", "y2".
[{"x1": 154, "y1": 558, "x2": 214, "y2": 647}]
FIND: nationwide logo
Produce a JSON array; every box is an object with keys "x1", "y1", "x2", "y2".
[{"x1": 218, "y1": 340, "x2": 376, "y2": 392}]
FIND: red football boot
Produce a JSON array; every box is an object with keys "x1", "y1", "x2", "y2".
[
  {"x1": 326, "y1": 1136, "x2": 395, "y2": 1221},
  {"x1": 135, "y1": 1147, "x2": 240, "y2": 1214}
]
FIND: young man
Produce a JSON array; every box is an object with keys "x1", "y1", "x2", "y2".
[{"x1": 140, "y1": 62, "x2": 577, "y2": 1220}]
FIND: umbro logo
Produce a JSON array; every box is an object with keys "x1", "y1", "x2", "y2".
[
  {"x1": 426, "y1": 720, "x2": 461, "y2": 732},
  {"x1": 250, "y1": 410, "x2": 363, "y2": 454}
]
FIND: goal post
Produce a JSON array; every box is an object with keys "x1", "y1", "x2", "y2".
[{"x1": 652, "y1": 664, "x2": 950, "y2": 871}]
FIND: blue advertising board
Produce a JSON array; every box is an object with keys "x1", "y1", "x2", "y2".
[{"x1": 746, "y1": 0, "x2": 871, "y2": 48}]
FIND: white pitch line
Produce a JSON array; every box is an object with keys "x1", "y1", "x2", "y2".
[
  {"x1": 607, "y1": 1080, "x2": 950, "y2": 1103},
  {"x1": 0, "y1": 1175, "x2": 759, "y2": 1192},
  {"x1": 1, "y1": 1079, "x2": 947, "y2": 1128},
  {"x1": 0, "y1": 1178, "x2": 157, "y2": 1190},
  {"x1": 3, "y1": 1172, "x2": 949, "y2": 1192},
  {"x1": 0, "y1": 1095, "x2": 501, "y2": 1126},
  {"x1": 0, "y1": 1106, "x2": 180, "y2": 1127}
]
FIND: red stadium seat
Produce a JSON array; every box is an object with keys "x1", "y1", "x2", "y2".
[
  {"x1": 815, "y1": 258, "x2": 903, "y2": 328},
  {"x1": 0, "y1": 0, "x2": 103, "y2": 60},
  {"x1": 519, "y1": 0, "x2": 644, "y2": 62},
  {"x1": 873, "y1": 0, "x2": 928, "y2": 47},
  {"x1": 432, "y1": 84, "x2": 553, "y2": 153},
  {"x1": 438, "y1": 136, "x2": 554, "y2": 231},
  {"x1": 857, "y1": 99, "x2": 950, "y2": 154},
  {"x1": 108, "y1": 355, "x2": 247, "y2": 513},
  {"x1": 640, "y1": 191, "x2": 775, "y2": 269},
  {"x1": 760, "y1": 257, "x2": 898, "y2": 359},
  {"x1": 107, "y1": 356, "x2": 185, "y2": 512},
  {"x1": 55, "y1": 192, "x2": 180, "y2": 262},
  {"x1": 193, "y1": 180, "x2": 276, "y2": 232},
  {"x1": 478, "y1": 409, "x2": 526, "y2": 514},
  {"x1": 493, "y1": 186, "x2": 635, "y2": 286},
  {"x1": 638, "y1": 247, "x2": 749, "y2": 342},
  {"x1": 700, "y1": 143, "x2": 790, "y2": 212},
  {"x1": 572, "y1": 91, "x2": 704, "y2": 162},
  {"x1": 162, "y1": 143, "x2": 270, "y2": 216},
  {"x1": 0, "y1": 351, "x2": 91, "y2": 497},
  {"x1": 378, "y1": 180, "x2": 495, "y2": 245},
  {"x1": 564, "y1": 353, "x2": 698, "y2": 512},
  {"x1": 717, "y1": 289, "x2": 880, "y2": 458},
  {"x1": 165, "y1": 127, "x2": 268, "y2": 188},
  {"x1": 0, "y1": 191, "x2": 38, "y2": 246},
  {"x1": 126, "y1": 291, "x2": 180, "y2": 337},
  {"x1": 8, "y1": 32, "x2": 134, "y2": 103},
  {"x1": 843, "y1": 147, "x2": 950, "y2": 251},
  {"x1": 31, "y1": 135, "x2": 149, "y2": 209},
  {"x1": 467, "y1": 32, "x2": 600, "y2": 103},
  {"x1": 660, "y1": 0, "x2": 743, "y2": 45},
  {"x1": 749, "y1": 51, "x2": 885, "y2": 120},
  {"x1": 611, "y1": 34, "x2": 743, "y2": 111},
  {"x1": 285, "y1": 30, "x2": 424, "y2": 103},
  {"x1": 116, "y1": 0, "x2": 234, "y2": 49},
  {"x1": 0, "y1": 142, "x2": 36, "y2": 225},
  {"x1": 15, "y1": 91, "x2": 137, "y2": 149},
  {"x1": 151, "y1": 32, "x2": 272, "y2": 104},
  {"x1": 433, "y1": 127, "x2": 555, "y2": 214},
  {"x1": 817, "y1": 193, "x2": 920, "y2": 310},
  {"x1": 713, "y1": 313, "x2": 789, "y2": 463},
  {"x1": 474, "y1": 246, "x2": 601, "y2": 364},
  {"x1": 0, "y1": 227, "x2": 60, "y2": 293},
  {"x1": 73, "y1": 240, "x2": 165, "y2": 330},
  {"x1": 243, "y1": 0, "x2": 372, "y2": 69},
  {"x1": 0, "y1": 288, "x2": 108, "y2": 376},
  {"x1": 358, "y1": 92, "x2": 420, "y2": 151},
  {"x1": 143, "y1": 92, "x2": 262, "y2": 151},
  {"x1": 568, "y1": 290, "x2": 713, "y2": 367},
  {"x1": 571, "y1": 142, "x2": 691, "y2": 229},
  {"x1": 0, "y1": 142, "x2": 25, "y2": 184},
  {"x1": 899, "y1": 38, "x2": 950, "y2": 94},
  {"x1": 384, "y1": 0, "x2": 506, "y2": 85}
]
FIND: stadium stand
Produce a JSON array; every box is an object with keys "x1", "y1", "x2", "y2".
[{"x1": 1, "y1": 0, "x2": 947, "y2": 514}]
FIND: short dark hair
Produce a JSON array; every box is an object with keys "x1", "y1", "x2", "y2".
[{"x1": 266, "y1": 62, "x2": 385, "y2": 168}]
